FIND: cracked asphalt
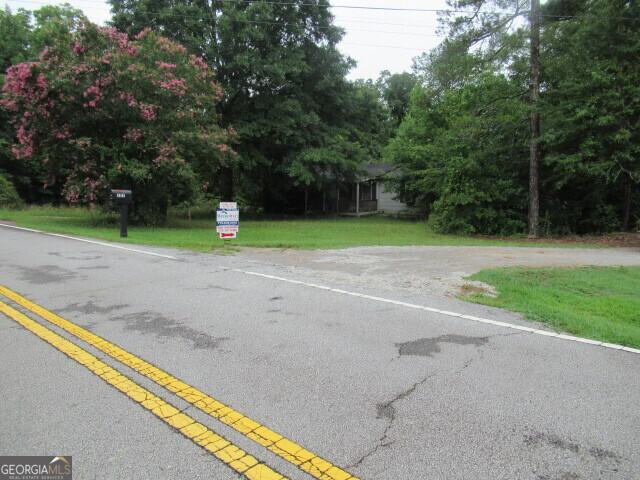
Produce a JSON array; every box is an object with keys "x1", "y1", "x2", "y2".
[{"x1": 1, "y1": 227, "x2": 639, "y2": 480}]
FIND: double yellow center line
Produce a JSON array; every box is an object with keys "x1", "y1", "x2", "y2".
[{"x1": 0, "y1": 285, "x2": 358, "y2": 480}]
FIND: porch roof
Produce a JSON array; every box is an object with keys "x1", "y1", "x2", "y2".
[{"x1": 359, "y1": 163, "x2": 399, "y2": 181}]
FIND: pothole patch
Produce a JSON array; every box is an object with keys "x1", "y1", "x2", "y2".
[{"x1": 396, "y1": 334, "x2": 489, "y2": 357}]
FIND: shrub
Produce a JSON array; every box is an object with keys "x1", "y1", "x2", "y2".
[{"x1": 0, "y1": 173, "x2": 23, "y2": 208}]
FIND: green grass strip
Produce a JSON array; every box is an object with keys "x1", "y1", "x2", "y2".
[
  {"x1": 463, "y1": 266, "x2": 640, "y2": 348},
  {"x1": 0, "y1": 206, "x2": 601, "y2": 251}
]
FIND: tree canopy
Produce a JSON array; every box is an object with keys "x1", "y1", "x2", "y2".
[
  {"x1": 376, "y1": 70, "x2": 417, "y2": 127},
  {"x1": 1, "y1": 22, "x2": 233, "y2": 223},
  {"x1": 1, "y1": 4, "x2": 88, "y2": 202},
  {"x1": 110, "y1": 0, "x2": 388, "y2": 212},
  {"x1": 386, "y1": 0, "x2": 639, "y2": 234}
]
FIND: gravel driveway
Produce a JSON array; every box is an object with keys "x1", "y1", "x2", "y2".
[{"x1": 238, "y1": 245, "x2": 640, "y2": 297}]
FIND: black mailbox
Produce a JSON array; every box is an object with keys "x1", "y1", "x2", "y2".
[
  {"x1": 111, "y1": 189, "x2": 133, "y2": 237},
  {"x1": 111, "y1": 189, "x2": 132, "y2": 205}
]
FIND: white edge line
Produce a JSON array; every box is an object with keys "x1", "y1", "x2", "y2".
[
  {"x1": 0, "y1": 223, "x2": 178, "y2": 260},
  {"x1": 235, "y1": 269, "x2": 638, "y2": 356},
  {"x1": 3, "y1": 223, "x2": 635, "y2": 355}
]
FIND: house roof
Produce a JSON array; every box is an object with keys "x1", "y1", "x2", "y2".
[{"x1": 361, "y1": 163, "x2": 398, "y2": 180}]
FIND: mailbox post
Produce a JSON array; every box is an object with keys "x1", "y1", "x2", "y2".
[{"x1": 111, "y1": 189, "x2": 132, "y2": 238}]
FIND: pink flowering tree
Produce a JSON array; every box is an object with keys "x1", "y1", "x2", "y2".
[{"x1": 1, "y1": 23, "x2": 235, "y2": 223}]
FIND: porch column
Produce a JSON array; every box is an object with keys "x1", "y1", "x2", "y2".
[{"x1": 356, "y1": 182, "x2": 360, "y2": 215}]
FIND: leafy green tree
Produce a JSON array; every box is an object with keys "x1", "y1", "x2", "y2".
[
  {"x1": 376, "y1": 70, "x2": 417, "y2": 127},
  {"x1": 110, "y1": 0, "x2": 383, "y2": 212},
  {"x1": 29, "y1": 4, "x2": 86, "y2": 56},
  {"x1": 388, "y1": 0, "x2": 639, "y2": 234},
  {"x1": 1, "y1": 23, "x2": 233, "y2": 223},
  {"x1": 287, "y1": 79, "x2": 390, "y2": 194},
  {"x1": 0, "y1": 7, "x2": 31, "y2": 204},
  {"x1": 1, "y1": 4, "x2": 87, "y2": 203},
  {"x1": 0, "y1": 7, "x2": 31, "y2": 72},
  {"x1": 386, "y1": 73, "x2": 528, "y2": 234},
  {"x1": 541, "y1": 0, "x2": 640, "y2": 232},
  {"x1": 0, "y1": 4, "x2": 85, "y2": 72},
  {"x1": 412, "y1": 0, "x2": 528, "y2": 94}
]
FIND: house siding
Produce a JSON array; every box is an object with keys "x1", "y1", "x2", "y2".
[{"x1": 376, "y1": 181, "x2": 408, "y2": 214}]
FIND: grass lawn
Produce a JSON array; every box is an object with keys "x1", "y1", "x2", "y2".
[
  {"x1": 0, "y1": 206, "x2": 604, "y2": 251},
  {"x1": 462, "y1": 266, "x2": 640, "y2": 348}
]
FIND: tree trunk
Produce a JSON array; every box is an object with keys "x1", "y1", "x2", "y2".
[{"x1": 528, "y1": 0, "x2": 541, "y2": 238}]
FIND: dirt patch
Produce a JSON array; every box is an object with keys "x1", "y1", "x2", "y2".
[
  {"x1": 474, "y1": 232, "x2": 640, "y2": 248},
  {"x1": 458, "y1": 281, "x2": 497, "y2": 298}
]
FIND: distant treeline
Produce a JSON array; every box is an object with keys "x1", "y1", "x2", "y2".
[{"x1": 0, "y1": 0, "x2": 638, "y2": 233}]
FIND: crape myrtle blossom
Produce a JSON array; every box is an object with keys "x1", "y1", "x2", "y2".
[
  {"x1": 1, "y1": 22, "x2": 235, "y2": 222},
  {"x1": 124, "y1": 128, "x2": 143, "y2": 142},
  {"x1": 156, "y1": 61, "x2": 177, "y2": 69},
  {"x1": 159, "y1": 79, "x2": 187, "y2": 96}
]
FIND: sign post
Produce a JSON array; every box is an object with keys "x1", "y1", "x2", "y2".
[{"x1": 216, "y1": 201, "x2": 239, "y2": 242}]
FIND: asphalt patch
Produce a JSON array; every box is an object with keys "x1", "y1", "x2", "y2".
[
  {"x1": 60, "y1": 301, "x2": 129, "y2": 315},
  {"x1": 13, "y1": 264, "x2": 81, "y2": 284},
  {"x1": 396, "y1": 334, "x2": 488, "y2": 357},
  {"x1": 111, "y1": 311, "x2": 228, "y2": 350},
  {"x1": 536, "y1": 473, "x2": 581, "y2": 480},
  {"x1": 376, "y1": 402, "x2": 394, "y2": 421},
  {"x1": 524, "y1": 431, "x2": 580, "y2": 454},
  {"x1": 49, "y1": 251, "x2": 103, "y2": 261},
  {"x1": 195, "y1": 284, "x2": 234, "y2": 292},
  {"x1": 524, "y1": 431, "x2": 621, "y2": 463}
]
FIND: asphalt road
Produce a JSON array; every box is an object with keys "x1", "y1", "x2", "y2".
[{"x1": 1, "y1": 226, "x2": 639, "y2": 480}]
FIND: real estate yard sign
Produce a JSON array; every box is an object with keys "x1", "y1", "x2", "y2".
[{"x1": 216, "y1": 202, "x2": 239, "y2": 239}]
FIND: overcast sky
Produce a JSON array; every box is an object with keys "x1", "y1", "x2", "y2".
[{"x1": 5, "y1": 0, "x2": 449, "y2": 80}]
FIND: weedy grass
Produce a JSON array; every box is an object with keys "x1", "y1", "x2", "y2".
[
  {"x1": 462, "y1": 266, "x2": 640, "y2": 348},
  {"x1": 0, "y1": 206, "x2": 605, "y2": 251}
]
